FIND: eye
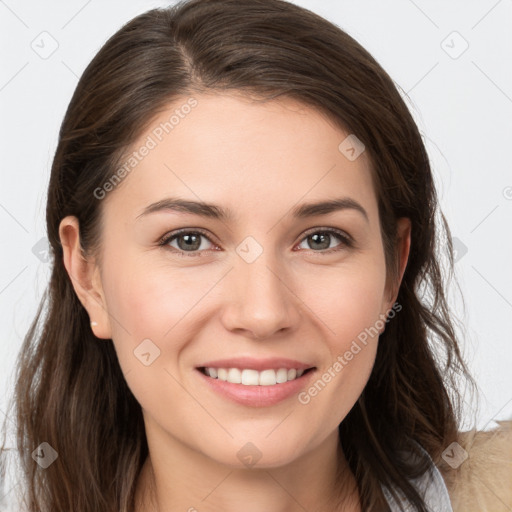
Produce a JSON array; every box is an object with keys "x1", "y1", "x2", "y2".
[
  {"x1": 296, "y1": 228, "x2": 353, "y2": 253},
  {"x1": 159, "y1": 227, "x2": 353, "y2": 256},
  {"x1": 159, "y1": 229, "x2": 217, "y2": 255}
]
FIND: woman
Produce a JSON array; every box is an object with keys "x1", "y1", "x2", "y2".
[{"x1": 1, "y1": 0, "x2": 510, "y2": 510}]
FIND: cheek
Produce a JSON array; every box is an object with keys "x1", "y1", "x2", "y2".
[
  {"x1": 101, "y1": 251, "x2": 223, "y2": 365},
  {"x1": 298, "y1": 256, "x2": 388, "y2": 349},
  {"x1": 99, "y1": 259, "x2": 207, "y2": 412},
  {"x1": 103, "y1": 251, "x2": 184, "y2": 330},
  {"x1": 294, "y1": 258, "x2": 386, "y2": 418}
]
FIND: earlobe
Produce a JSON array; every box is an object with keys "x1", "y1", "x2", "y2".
[{"x1": 59, "y1": 216, "x2": 112, "y2": 339}]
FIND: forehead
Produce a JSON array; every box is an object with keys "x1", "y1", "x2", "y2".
[{"x1": 103, "y1": 92, "x2": 378, "y2": 222}]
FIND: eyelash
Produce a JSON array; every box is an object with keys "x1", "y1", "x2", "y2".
[{"x1": 158, "y1": 227, "x2": 354, "y2": 257}]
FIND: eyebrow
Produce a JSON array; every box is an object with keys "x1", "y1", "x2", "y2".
[{"x1": 136, "y1": 197, "x2": 369, "y2": 223}]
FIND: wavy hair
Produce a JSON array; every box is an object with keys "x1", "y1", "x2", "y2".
[{"x1": 1, "y1": 1, "x2": 474, "y2": 510}]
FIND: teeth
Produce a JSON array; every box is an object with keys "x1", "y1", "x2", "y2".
[
  {"x1": 241, "y1": 369, "x2": 259, "y2": 385},
  {"x1": 227, "y1": 368, "x2": 242, "y2": 384},
  {"x1": 276, "y1": 368, "x2": 288, "y2": 383},
  {"x1": 259, "y1": 369, "x2": 276, "y2": 386},
  {"x1": 203, "y1": 367, "x2": 308, "y2": 385}
]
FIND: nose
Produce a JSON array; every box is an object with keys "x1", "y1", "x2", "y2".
[{"x1": 220, "y1": 251, "x2": 302, "y2": 340}]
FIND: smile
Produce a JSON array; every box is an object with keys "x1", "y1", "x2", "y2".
[{"x1": 196, "y1": 363, "x2": 316, "y2": 407}]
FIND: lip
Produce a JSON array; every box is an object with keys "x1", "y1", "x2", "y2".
[
  {"x1": 195, "y1": 366, "x2": 316, "y2": 407},
  {"x1": 197, "y1": 357, "x2": 314, "y2": 372}
]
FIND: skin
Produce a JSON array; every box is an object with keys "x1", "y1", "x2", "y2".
[{"x1": 60, "y1": 92, "x2": 411, "y2": 512}]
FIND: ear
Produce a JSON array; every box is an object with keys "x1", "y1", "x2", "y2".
[
  {"x1": 59, "y1": 216, "x2": 112, "y2": 339},
  {"x1": 385, "y1": 217, "x2": 411, "y2": 307}
]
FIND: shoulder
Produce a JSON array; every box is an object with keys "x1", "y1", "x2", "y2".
[{"x1": 439, "y1": 420, "x2": 512, "y2": 512}]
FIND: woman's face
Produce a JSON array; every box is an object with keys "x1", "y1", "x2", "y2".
[{"x1": 66, "y1": 93, "x2": 408, "y2": 469}]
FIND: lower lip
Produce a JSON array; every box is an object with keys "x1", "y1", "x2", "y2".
[{"x1": 196, "y1": 368, "x2": 316, "y2": 407}]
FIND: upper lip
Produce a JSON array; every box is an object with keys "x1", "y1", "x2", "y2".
[{"x1": 197, "y1": 357, "x2": 315, "y2": 372}]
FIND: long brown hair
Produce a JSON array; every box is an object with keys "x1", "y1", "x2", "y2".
[{"x1": 1, "y1": 0, "x2": 474, "y2": 510}]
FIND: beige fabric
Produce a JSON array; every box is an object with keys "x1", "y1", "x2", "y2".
[{"x1": 440, "y1": 420, "x2": 512, "y2": 512}]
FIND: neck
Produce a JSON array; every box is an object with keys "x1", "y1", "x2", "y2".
[{"x1": 134, "y1": 427, "x2": 360, "y2": 512}]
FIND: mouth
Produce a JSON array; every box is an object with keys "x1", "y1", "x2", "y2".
[
  {"x1": 197, "y1": 366, "x2": 316, "y2": 386},
  {"x1": 195, "y1": 361, "x2": 317, "y2": 407}
]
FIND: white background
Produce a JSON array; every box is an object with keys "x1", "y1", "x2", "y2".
[{"x1": 1, "y1": 0, "x2": 511, "y2": 491}]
